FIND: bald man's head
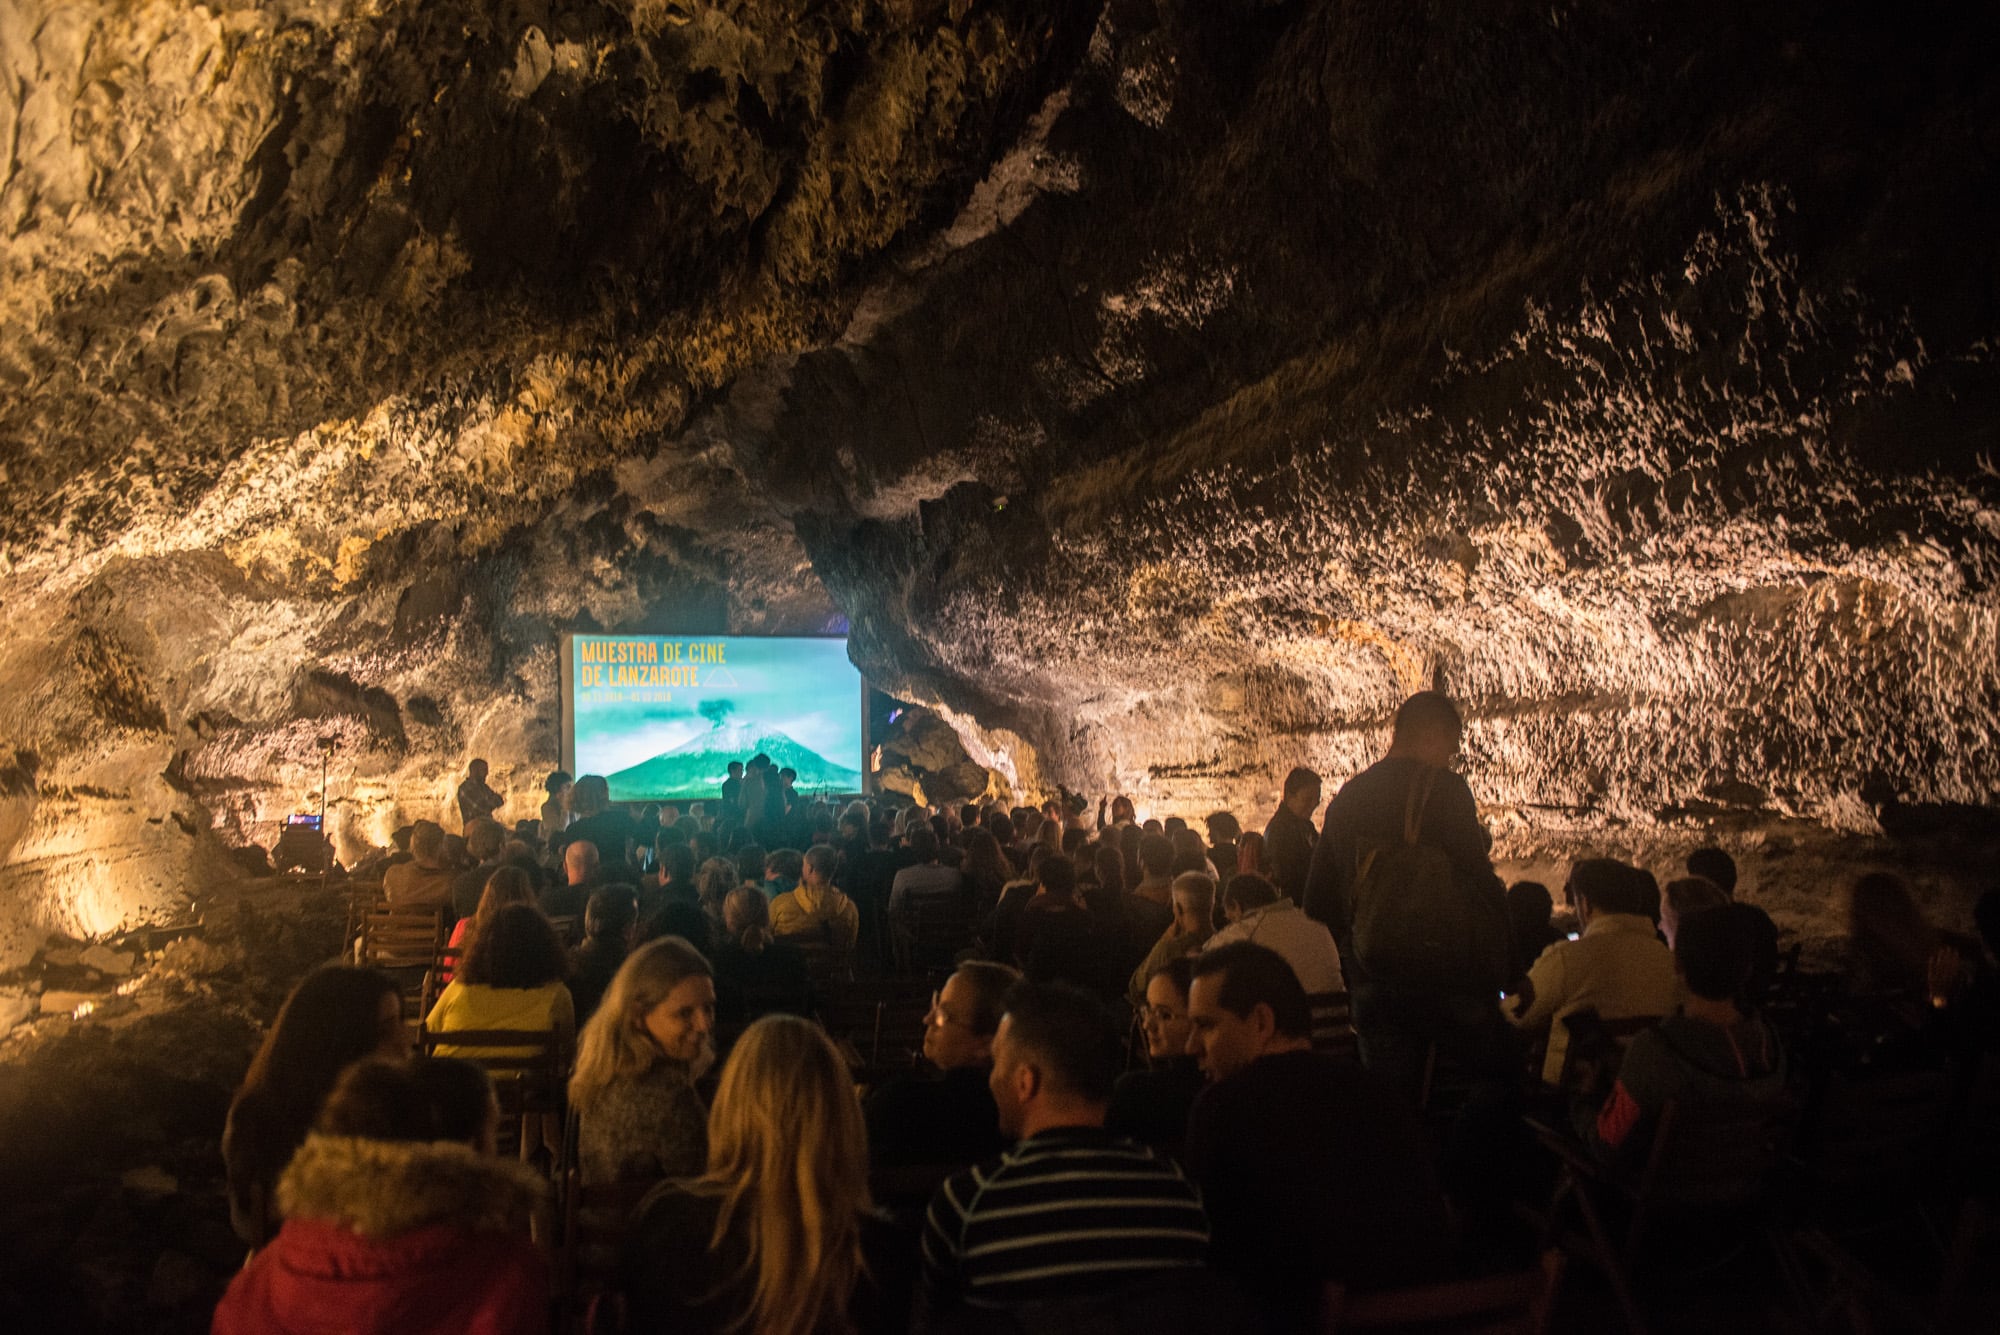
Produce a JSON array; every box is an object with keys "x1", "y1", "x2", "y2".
[{"x1": 564, "y1": 840, "x2": 601, "y2": 885}]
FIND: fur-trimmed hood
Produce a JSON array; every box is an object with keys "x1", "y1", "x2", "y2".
[{"x1": 276, "y1": 1135, "x2": 546, "y2": 1239}]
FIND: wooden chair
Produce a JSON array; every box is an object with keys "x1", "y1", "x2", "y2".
[
  {"x1": 1307, "y1": 991, "x2": 1358, "y2": 1061},
  {"x1": 898, "y1": 894, "x2": 977, "y2": 976},
  {"x1": 1551, "y1": 1012, "x2": 1665, "y2": 1097},
  {"x1": 1533, "y1": 1094, "x2": 1797, "y2": 1334},
  {"x1": 419, "y1": 1026, "x2": 571, "y2": 1169},
  {"x1": 341, "y1": 881, "x2": 385, "y2": 954},
  {"x1": 356, "y1": 903, "x2": 443, "y2": 967},
  {"x1": 817, "y1": 977, "x2": 933, "y2": 1072},
  {"x1": 1731, "y1": 1062, "x2": 1965, "y2": 1335},
  {"x1": 817, "y1": 985, "x2": 889, "y2": 1068},
  {"x1": 418, "y1": 941, "x2": 465, "y2": 1018},
  {"x1": 356, "y1": 905, "x2": 443, "y2": 1017},
  {"x1": 1126, "y1": 1009, "x2": 1149, "y2": 1069},
  {"x1": 793, "y1": 937, "x2": 856, "y2": 987},
  {"x1": 875, "y1": 988, "x2": 934, "y2": 1070},
  {"x1": 1321, "y1": 1250, "x2": 1565, "y2": 1334},
  {"x1": 556, "y1": 1168, "x2": 654, "y2": 1335}
]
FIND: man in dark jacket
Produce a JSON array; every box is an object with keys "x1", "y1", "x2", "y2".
[
  {"x1": 550, "y1": 775, "x2": 638, "y2": 872},
  {"x1": 454, "y1": 758, "x2": 505, "y2": 830},
  {"x1": 1183, "y1": 943, "x2": 1452, "y2": 1327},
  {"x1": 1263, "y1": 768, "x2": 1322, "y2": 904},
  {"x1": 1302, "y1": 692, "x2": 1515, "y2": 1106}
]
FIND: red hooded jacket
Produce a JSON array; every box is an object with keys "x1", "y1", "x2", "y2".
[{"x1": 213, "y1": 1134, "x2": 548, "y2": 1335}]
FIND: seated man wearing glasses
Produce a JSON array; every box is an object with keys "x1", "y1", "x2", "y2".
[{"x1": 866, "y1": 961, "x2": 1020, "y2": 1168}]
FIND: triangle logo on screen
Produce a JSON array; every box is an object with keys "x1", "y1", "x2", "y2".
[{"x1": 703, "y1": 666, "x2": 740, "y2": 688}]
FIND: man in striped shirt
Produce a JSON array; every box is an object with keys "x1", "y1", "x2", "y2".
[{"x1": 918, "y1": 981, "x2": 1210, "y2": 1320}]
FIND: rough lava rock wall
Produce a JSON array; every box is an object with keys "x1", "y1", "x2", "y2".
[{"x1": 2, "y1": 0, "x2": 1999, "y2": 960}]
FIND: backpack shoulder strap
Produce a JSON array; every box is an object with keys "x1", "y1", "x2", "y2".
[{"x1": 1403, "y1": 769, "x2": 1437, "y2": 847}]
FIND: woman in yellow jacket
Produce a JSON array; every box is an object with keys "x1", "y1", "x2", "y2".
[{"x1": 427, "y1": 902, "x2": 576, "y2": 1059}]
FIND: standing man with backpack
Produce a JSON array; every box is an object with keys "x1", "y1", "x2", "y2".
[{"x1": 1303, "y1": 692, "x2": 1514, "y2": 1106}]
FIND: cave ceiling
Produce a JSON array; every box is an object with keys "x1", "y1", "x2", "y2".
[{"x1": 2, "y1": 0, "x2": 1999, "y2": 952}]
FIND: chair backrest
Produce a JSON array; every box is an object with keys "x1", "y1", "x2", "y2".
[
  {"x1": 558, "y1": 1167, "x2": 656, "y2": 1316},
  {"x1": 815, "y1": 985, "x2": 888, "y2": 1065},
  {"x1": 1322, "y1": 1249, "x2": 1565, "y2": 1334},
  {"x1": 905, "y1": 894, "x2": 976, "y2": 972},
  {"x1": 359, "y1": 905, "x2": 444, "y2": 970},
  {"x1": 814, "y1": 977, "x2": 934, "y2": 1077},
  {"x1": 875, "y1": 991, "x2": 933, "y2": 1067},
  {"x1": 793, "y1": 937, "x2": 855, "y2": 986},
  {"x1": 420, "y1": 1026, "x2": 570, "y2": 1110},
  {"x1": 1552, "y1": 1010, "x2": 1663, "y2": 1094},
  {"x1": 343, "y1": 882, "x2": 386, "y2": 949},
  {"x1": 1635, "y1": 1094, "x2": 1796, "y2": 1210},
  {"x1": 419, "y1": 943, "x2": 467, "y2": 1016},
  {"x1": 1307, "y1": 991, "x2": 1357, "y2": 1061}
]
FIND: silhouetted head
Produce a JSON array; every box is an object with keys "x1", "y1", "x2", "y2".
[
  {"x1": 1686, "y1": 847, "x2": 1738, "y2": 897},
  {"x1": 1389, "y1": 692, "x2": 1464, "y2": 768}
]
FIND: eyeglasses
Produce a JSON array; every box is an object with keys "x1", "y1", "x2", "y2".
[
  {"x1": 1139, "y1": 1005, "x2": 1184, "y2": 1024},
  {"x1": 928, "y1": 991, "x2": 974, "y2": 1030}
]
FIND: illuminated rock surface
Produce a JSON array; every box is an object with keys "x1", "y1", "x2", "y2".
[{"x1": 3, "y1": 2, "x2": 2000, "y2": 958}]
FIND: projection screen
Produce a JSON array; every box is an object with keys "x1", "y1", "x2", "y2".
[{"x1": 561, "y1": 634, "x2": 866, "y2": 803}]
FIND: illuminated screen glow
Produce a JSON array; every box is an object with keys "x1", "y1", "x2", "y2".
[{"x1": 565, "y1": 635, "x2": 865, "y2": 803}]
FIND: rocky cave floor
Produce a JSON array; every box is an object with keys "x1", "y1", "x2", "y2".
[
  {"x1": 0, "y1": 821, "x2": 1995, "y2": 1333},
  {"x1": 0, "y1": 878, "x2": 346, "y2": 1333}
]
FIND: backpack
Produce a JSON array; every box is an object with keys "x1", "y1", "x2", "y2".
[{"x1": 1349, "y1": 768, "x2": 1508, "y2": 994}]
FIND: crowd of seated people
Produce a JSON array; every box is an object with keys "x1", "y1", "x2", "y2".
[{"x1": 219, "y1": 720, "x2": 2000, "y2": 1333}]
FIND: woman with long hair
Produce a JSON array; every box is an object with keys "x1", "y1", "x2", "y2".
[
  {"x1": 1091, "y1": 844, "x2": 1126, "y2": 899},
  {"x1": 696, "y1": 856, "x2": 741, "y2": 936},
  {"x1": 711, "y1": 884, "x2": 813, "y2": 1023},
  {"x1": 223, "y1": 966, "x2": 411, "y2": 1247},
  {"x1": 569, "y1": 936, "x2": 716, "y2": 1185},
  {"x1": 621, "y1": 1015, "x2": 910, "y2": 1334},
  {"x1": 1844, "y1": 871, "x2": 1971, "y2": 1009},
  {"x1": 425, "y1": 903, "x2": 574, "y2": 1060},
  {"x1": 1235, "y1": 830, "x2": 1270, "y2": 878},
  {"x1": 959, "y1": 827, "x2": 1015, "y2": 918},
  {"x1": 440, "y1": 865, "x2": 539, "y2": 983}
]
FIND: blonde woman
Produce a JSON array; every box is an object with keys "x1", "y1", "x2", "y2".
[
  {"x1": 621, "y1": 1015, "x2": 912, "y2": 1334},
  {"x1": 568, "y1": 936, "x2": 716, "y2": 1186}
]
